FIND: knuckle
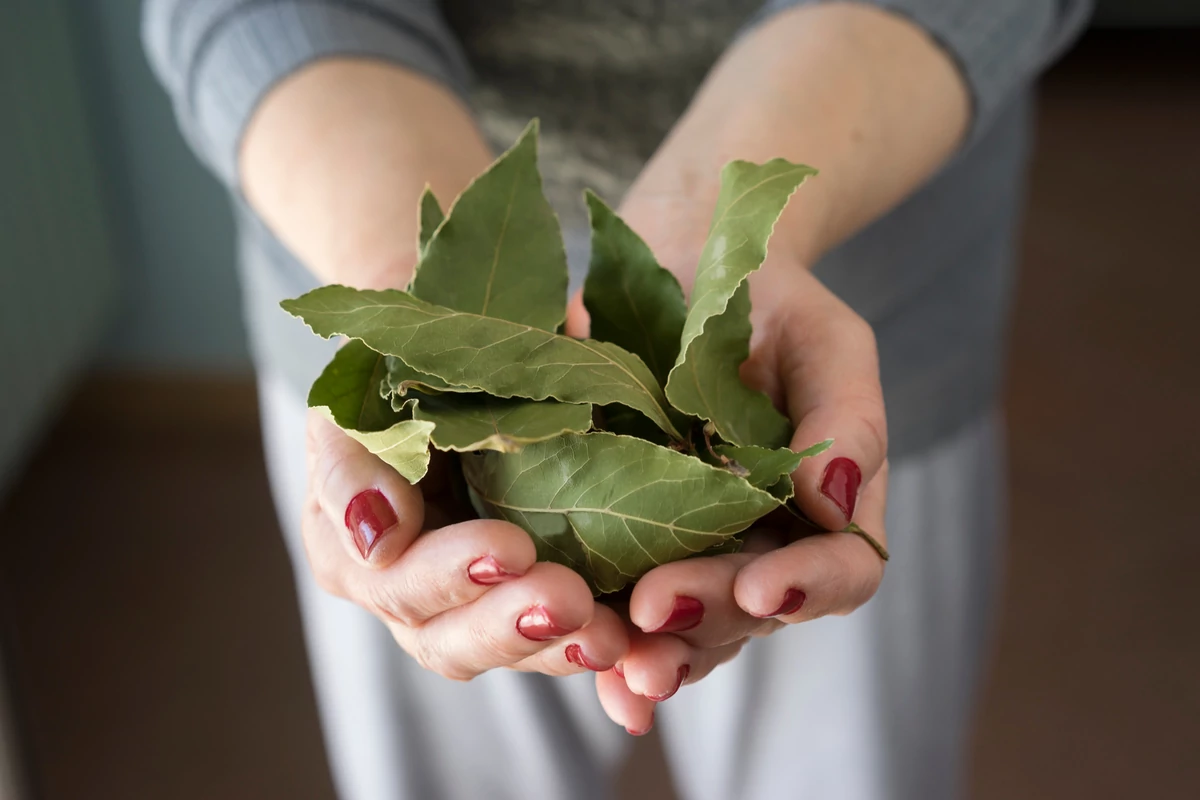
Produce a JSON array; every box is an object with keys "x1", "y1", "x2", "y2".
[
  {"x1": 363, "y1": 580, "x2": 419, "y2": 628},
  {"x1": 466, "y1": 614, "x2": 512, "y2": 668},
  {"x1": 829, "y1": 538, "x2": 886, "y2": 616},
  {"x1": 309, "y1": 560, "x2": 342, "y2": 597}
]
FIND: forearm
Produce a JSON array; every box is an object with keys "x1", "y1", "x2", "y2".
[
  {"x1": 240, "y1": 59, "x2": 493, "y2": 288},
  {"x1": 626, "y1": 3, "x2": 969, "y2": 272}
]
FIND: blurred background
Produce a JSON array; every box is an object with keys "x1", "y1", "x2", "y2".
[{"x1": 1, "y1": 1, "x2": 1198, "y2": 798}]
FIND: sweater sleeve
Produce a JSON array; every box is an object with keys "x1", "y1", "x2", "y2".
[
  {"x1": 752, "y1": 0, "x2": 1093, "y2": 143},
  {"x1": 141, "y1": 0, "x2": 471, "y2": 187}
]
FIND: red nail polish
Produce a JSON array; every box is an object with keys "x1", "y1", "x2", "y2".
[
  {"x1": 762, "y1": 588, "x2": 806, "y2": 618},
  {"x1": 612, "y1": 662, "x2": 625, "y2": 678},
  {"x1": 647, "y1": 664, "x2": 690, "y2": 702},
  {"x1": 626, "y1": 711, "x2": 655, "y2": 736},
  {"x1": 565, "y1": 644, "x2": 604, "y2": 671},
  {"x1": 648, "y1": 596, "x2": 705, "y2": 633},
  {"x1": 820, "y1": 457, "x2": 862, "y2": 522},
  {"x1": 467, "y1": 555, "x2": 517, "y2": 585},
  {"x1": 516, "y1": 605, "x2": 574, "y2": 641},
  {"x1": 344, "y1": 489, "x2": 398, "y2": 559}
]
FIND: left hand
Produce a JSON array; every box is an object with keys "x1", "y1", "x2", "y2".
[{"x1": 566, "y1": 203, "x2": 890, "y2": 735}]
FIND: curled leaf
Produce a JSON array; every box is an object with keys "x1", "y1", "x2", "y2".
[
  {"x1": 308, "y1": 340, "x2": 434, "y2": 482},
  {"x1": 665, "y1": 159, "x2": 816, "y2": 448},
  {"x1": 283, "y1": 285, "x2": 682, "y2": 439},
  {"x1": 411, "y1": 393, "x2": 592, "y2": 453}
]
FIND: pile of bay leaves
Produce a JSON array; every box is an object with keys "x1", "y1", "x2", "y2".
[{"x1": 282, "y1": 121, "x2": 831, "y2": 594}]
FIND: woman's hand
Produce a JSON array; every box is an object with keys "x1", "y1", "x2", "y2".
[
  {"x1": 577, "y1": 0, "x2": 972, "y2": 731},
  {"x1": 576, "y1": 265, "x2": 890, "y2": 733},
  {"x1": 301, "y1": 410, "x2": 630, "y2": 681}
]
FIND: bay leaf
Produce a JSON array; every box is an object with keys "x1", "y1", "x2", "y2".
[
  {"x1": 665, "y1": 159, "x2": 816, "y2": 448},
  {"x1": 308, "y1": 339, "x2": 434, "y2": 482},
  {"x1": 282, "y1": 285, "x2": 682, "y2": 439},
  {"x1": 714, "y1": 438, "x2": 832, "y2": 501},
  {"x1": 411, "y1": 393, "x2": 593, "y2": 453},
  {"x1": 408, "y1": 120, "x2": 568, "y2": 331},
  {"x1": 461, "y1": 432, "x2": 780, "y2": 593},
  {"x1": 382, "y1": 355, "x2": 468, "y2": 404},
  {"x1": 583, "y1": 191, "x2": 687, "y2": 386},
  {"x1": 416, "y1": 185, "x2": 444, "y2": 259}
]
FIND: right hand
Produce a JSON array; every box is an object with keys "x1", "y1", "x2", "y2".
[{"x1": 302, "y1": 410, "x2": 630, "y2": 681}]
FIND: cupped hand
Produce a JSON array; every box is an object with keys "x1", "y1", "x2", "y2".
[
  {"x1": 301, "y1": 411, "x2": 630, "y2": 681},
  {"x1": 569, "y1": 226, "x2": 890, "y2": 735}
]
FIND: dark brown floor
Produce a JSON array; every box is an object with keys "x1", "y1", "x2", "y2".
[{"x1": 2, "y1": 31, "x2": 1198, "y2": 800}]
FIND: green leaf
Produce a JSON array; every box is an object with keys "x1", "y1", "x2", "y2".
[
  {"x1": 461, "y1": 432, "x2": 780, "y2": 593},
  {"x1": 382, "y1": 355, "x2": 468, "y2": 403},
  {"x1": 713, "y1": 438, "x2": 832, "y2": 501},
  {"x1": 665, "y1": 159, "x2": 817, "y2": 448},
  {"x1": 416, "y1": 185, "x2": 444, "y2": 259},
  {"x1": 411, "y1": 393, "x2": 593, "y2": 453},
  {"x1": 310, "y1": 339, "x2": 398, "y2": 432},
  {"x1": 409, "y1": 120, "x2": 568, "y2": 331},
  {"x1": 282, "y1": 285, "x2": 682, "y2": 440},
  {"x1": 583, "y1": 191, "x2": 687, "y2": 386},
  {"x1": 308, "y1": 340, "x2": 434, "y2": 482}
]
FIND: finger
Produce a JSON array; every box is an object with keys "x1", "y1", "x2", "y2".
[
  {"x1": 350, "y1": 519, "x2": 537, "y2": 626},
  {"x1": 396, "y1": 562, "x2": 595, "y2": 681},
  {"x1": 619, "y1": 626, "x2": 750, "y2": 702},
  {"x1": 565, "y1": 289, "x2": 590, "y2": 338},
  {"x1": 628, "y1": 551, "x2": 773, "y2": 648},
  {"x1": 307, "y1": 410, "x2": 424, "y2": 567},
  {"x1": 735, "y1": 462, "x2": 889, "y2": 620},
  {"x1": 595, "y1": 667, "x2": 656, "y2": 735},
  {"x1": 511, "y1": 603, "x2": 628, "y2": 676},
  {"x1": 772, "y1": 272, "x2": 887, "y2": 531}
]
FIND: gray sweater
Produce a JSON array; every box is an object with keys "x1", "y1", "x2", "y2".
[{"x1": 143, "y1": 0, "x2": 1090, "y2": 459}]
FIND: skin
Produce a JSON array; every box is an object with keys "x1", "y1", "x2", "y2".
[{"x1": 241, "y1": 3, "x2": 969, "y2": 734}]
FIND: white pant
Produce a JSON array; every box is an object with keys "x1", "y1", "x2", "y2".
[{"x1": 258, "y1": 373, "x2": 1004, "y2": 800}]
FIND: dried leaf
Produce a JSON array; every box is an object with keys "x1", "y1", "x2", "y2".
[
  {"x1": 283, "y1": 285, "x2": 681, "y2": 439},
  {"x1": 409, "y1": 120, "x2": 568, "y2": 331},
  {"x1": 583, "y1": 191, "x2": 687, "y2": 386},
  {"x1": 462, "y1": 433, "x2": 780, "y2": 593},
  {"x1": 665, "y1": 159, "x2": 816, "y2": 448},
  {"x1": 308, "y1": 340, "x2": 434, "y2": 482},
  {"x1": 411, "y1": 393, "x2": 592, "y2": 453}
]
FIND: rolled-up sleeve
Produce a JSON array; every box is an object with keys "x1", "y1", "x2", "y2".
[
  {"x1": 753, "y1": 0, "x2": 1093, "y2": 143},
  {"x1": 142, "y1": 0, "x2": 471, "y2": 187}
]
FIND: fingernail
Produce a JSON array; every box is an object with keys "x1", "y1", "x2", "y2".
[
  {"x1": 820, "y1": 457, "x2": 862, "y2": 522},
  {"x1": 648, "y1": 596, "x2": 705, "y2": 633},
  {"x1": 467, "y1": 555, "x2": 518, "y2": 585},
  {"x1": 565, "y1": 644, "x2": 604, "y2": 671},
  {"x1": 760, "y1": 588, "x2": 806, "y2": 618},
  {"x1": 516, "y1": 605, "x2": 575, "y2": 641},
  {"x1": 612, "y1": 662, "x2": 625, "y2": 678},
  {"x1": 647, "y1": 664, "x2": 690, "y2": 702},
  {"x1": 345, "y1": 488, "x2": 398, "y2": 559},
  {"x1": 626, "y1": 711, "x2": 655, "y2": 737}
]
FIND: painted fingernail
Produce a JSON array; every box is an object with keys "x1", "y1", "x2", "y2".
[
  {"x1": 345, "y1": 488, "x2": 398, "y2": 559},
  {"x1": 648, "y1": 596, "x2": 705, "y2": 633},
  {"x1": 626, "y1": 711, "x2": 655, "y2": 737},
  {"x1": 612, "y1": 662, "x2": 625, "y2": 678},
  {"x1": 647, "y1": 664, "x2": 690, "y2": 702},
  {"x1": 761, "y1": 588, "x2": 806, "y2": 618},
  {"x1": 820, "y1": 457, "x2": 862, "y2": 522},
  {"x1": 516, "y1": 605, "x2": 575, "y2": 641},
  {"x1": 467, "y1": 555, "x2": 518, "y2": 585},
  {"x1": 565, "y1": 644, "x2": 604, "y2": 671}
]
